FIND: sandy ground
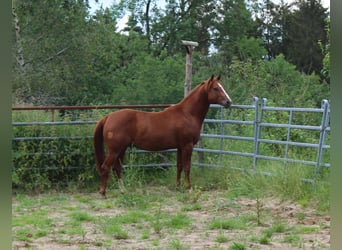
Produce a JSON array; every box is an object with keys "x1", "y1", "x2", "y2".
[{"x1": 12, "y1": 188, "x2": 330, "y2": 249}]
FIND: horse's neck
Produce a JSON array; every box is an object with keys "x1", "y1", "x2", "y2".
[{"x1": 177, "y1": 85, "x2": 209, "y2": 122}]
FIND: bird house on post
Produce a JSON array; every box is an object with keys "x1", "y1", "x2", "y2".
[{"x1": 181, "y1": 40, "x2": 198, "y2": 97}]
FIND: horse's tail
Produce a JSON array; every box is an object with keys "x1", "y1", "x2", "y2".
[{"x1": 94, "y1": 115, "x2": 108, "y2": 172}]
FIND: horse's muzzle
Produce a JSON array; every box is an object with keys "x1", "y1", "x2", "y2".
[{"x1": 223, "y1": 100, "x2": 232, "y2": 108}]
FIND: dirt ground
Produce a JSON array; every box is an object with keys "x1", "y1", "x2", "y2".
[{"x1": 12, "y1": 187, "x2": 330, "y2": 249}]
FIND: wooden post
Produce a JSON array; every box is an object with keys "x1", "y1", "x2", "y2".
[
  {"x1": 181, "y1": 40, "x2": 204, "y2": 162},
  {"x1": 181, "y1": 40, "x2": 198, "y2": 97}
]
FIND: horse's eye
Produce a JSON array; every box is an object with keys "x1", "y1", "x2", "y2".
[{"x1": 213, "y1": 87, "x2": 219, "y2": 92}]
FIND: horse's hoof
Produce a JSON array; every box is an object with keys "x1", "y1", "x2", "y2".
[{"x1": 99, "y1": 191, "x2": 107, "y2": 199}]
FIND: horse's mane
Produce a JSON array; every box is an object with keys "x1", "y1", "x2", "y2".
[
  {"x1": 164, "y1": 78, "x2": 210, "y2": 111},
  {"x1": 186, "y1": 79, "x2": 208, "y2": 96}
]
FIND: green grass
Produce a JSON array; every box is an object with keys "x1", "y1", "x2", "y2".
[
  {"x1": 101, "y1": 223, "x2": 129, "y2": 239},
  {"x1": 229, "y1": 242, "x2": 247, "y2": 250},
  {"x1": 115, "y1": 192, "x2": 149, "y2": 209},
  {"x1": 166, "y1": 213, "x2": 192, "y2": 229},
  {"x1": 12, "y1": 163, "x2": 330, "y2": 247},
  {"x1": 12, "y1": 185, "x2": 330, "y2": 249},
  {"x1": 167, "y1": 239, "x2": 189, "y2": 250},
  {"x1": 262, "y1": 220, "x2": 287, "y2": 238},
  {"x1": 209, "y1": 213, "x2": 256, "y2": 230},
  {"x1": 68, "y1": 211, "x2": 95, "y2": 222},
  {"x1": 283, "y1": 233, "x2": 302, "y2": 246},
  {"x1": 12, "y1": 208, "x2": 55, "y2": 241},
  {"x1": 216, "y1": 232, "x2": 229, "y2": 243}
]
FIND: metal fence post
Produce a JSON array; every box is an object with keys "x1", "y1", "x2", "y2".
[
  {"x1": 315, "y1": 99, "x2": 330, "y2": 176},
  {"x1": 219, "y1": 105, "x2": 224, "y2": 164},
  {"x1": 252, "y1": 97, "x2": 260, "y2": 170},
  {"x1": 284, "y1": 110, "x2": 293, "y2": 165}
]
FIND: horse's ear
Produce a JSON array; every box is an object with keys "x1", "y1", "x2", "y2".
[
  {"x1": 217, "y1": 75, "x2": 221, "y2": 81},
  {"x1": 210, "y1": 74, "x2": 215, "y2": 81}
]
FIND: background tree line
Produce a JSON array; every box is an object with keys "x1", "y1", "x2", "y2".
[{"x1": 12, "y1": 0, "x2": 330, "y2": 107}]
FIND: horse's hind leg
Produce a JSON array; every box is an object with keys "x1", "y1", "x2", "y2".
[
  {"x1": 99, "y1": 152, "x2": 116, "y2": 197},
  {"x1": 112, "y1": 152, "x2": 126, "y2": 193}
]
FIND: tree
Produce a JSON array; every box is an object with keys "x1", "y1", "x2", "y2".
[
  {"x1": 12, "y1": 0, "x2": 92, "y2": 105},
  {"x1": 212, "y1": 0, "x2": 262, "y2": 63},
  {"x1": 319, "y1": 17, "x2": 330, "y2": 83},
  {"x1": 255, "y1": 0, "x2": 291, "y2": 60},
  {"x1": 281, "y1": 0, "x2": 329, "y2": 77},
  {"x1": 12, "y1": 0, "x2": 330, "y2": 108},
  {"x1": 227, "y1": 54, "x2": 329, "y2": 107},
  {"x1": 150, "y1": 0, "x2": 215, "y2": 55}
]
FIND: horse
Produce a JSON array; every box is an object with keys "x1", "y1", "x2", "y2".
[{"x1": 93, "y1": 75, "x2": 232, "y2": 197}]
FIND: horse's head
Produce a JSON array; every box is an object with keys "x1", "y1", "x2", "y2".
[{"x1": 206, "y1": 75, "x2": 232, "y2": 108}]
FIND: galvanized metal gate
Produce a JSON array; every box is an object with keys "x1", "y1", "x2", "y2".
[{"x1": 193, "y1": 98, "x2": 330, "y2": 182}]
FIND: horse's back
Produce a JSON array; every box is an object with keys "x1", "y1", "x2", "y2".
[
  {"x1": 103, "y1": 108, "x2": 200, "y2": 151},
  {"x1": 134, "y1": 109, "x2": 186, "y2": 150}
]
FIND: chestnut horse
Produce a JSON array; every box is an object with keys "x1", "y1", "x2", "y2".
[{"x1": 94, "y1": 75, "x2": 232, "y2": 197}]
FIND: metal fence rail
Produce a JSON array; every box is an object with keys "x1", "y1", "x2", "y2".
[{"x1": 12, "y1": 98, "x2": 330, "y2": 183}]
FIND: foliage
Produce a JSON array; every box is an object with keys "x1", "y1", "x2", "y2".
[
  {"x1": 227, "y1": 54, "x2": 329, "y2": 107},
  {"x1": 12, "y1": 0, "x2": 329, "y2": 106},
  {"x1": 282, "y1": 0, "x2": 329, "y2": 77},
  {"x1": 12, "y1": 110, "x2": 100, "y2": 191},
  {"x1": 255, "y1": 0, "x2": 329, "y2": 80}
]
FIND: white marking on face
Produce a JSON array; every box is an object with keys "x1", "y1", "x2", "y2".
[{"x1": 218, "y1": 82, "x2": 232, "y2": 102}]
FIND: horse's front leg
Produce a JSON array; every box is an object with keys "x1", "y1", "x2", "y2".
[
  {"x1": 180, "y1": 144, "x2": 194, "y2": 190},
  {"x1": 99, "y1": 152, "x2": 116, "y2": 198},
  {"x1": 176, "y1": 150, "x2": 182, "y2": 187},
  {"x1": 99, "y1": 165, "x2": 110, "y2": 197}
]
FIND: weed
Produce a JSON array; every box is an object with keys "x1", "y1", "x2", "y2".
[
  {"x1": 167, "y1": 239, "x2": 188, "y2": 250},
  {"x1": 141, "y1": 229, "x2": 150, "y2": 239},
  {"x1": 68, "y1": 212, "x2": 94, "y2": 222},
  {"x1": 119, "y1": 211, "x2": 150, "y2": 223},
  {"x1": 256, "y1": 197, "x2": 262, "y2": 226},
  {"x1": 262, "y1": 228, "x2": 274, "y2": 238},
  {"x1": 259, "y1": 235, "x2": 270, "y2": 245},
  {"x1": 116, "y1": 192, "x2": 148, "y2": 209},
  {"x1": 210, "y1": 217, "x2": 246, "y2": 230},
  {"x1": 182, "y1": 203, "x2": 202, "y2": 211},
  {"x1": 272, "y1": 220, "x2": 287, "y2": 233},
  {"x1": 216, "y1": 232, "x2": 229, "y2": 243},
  {"x1": 14, "y1": 228, "x2": 34, "y2": 242},
  {"x1": 63, "y1": 225, "x2": 85, "y2": 236},
  {"x1": 210, "y1": 213, "x2": 256, "y2": 231},
  {"x1": 229, "y1": 242, "x2": 247, "y2": 250},
  {"x1": 296, "y1": 225, "x2": 319, "y2": 234},
  {"x1": 166, "y1": 213, "x2": 192, "y2": 229},
  {"x1": 151, "y1": 203, "x2": 163, "y2": 234},
  {"x1": 296, "y1": 212, "x2": 306, "y2": 221},
  {"x1": 101, "y1": 223, "x2": 129, "y2": 239},
  {"x1": 283, "y1": 233, "x2": 301, "y2": 245}
]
